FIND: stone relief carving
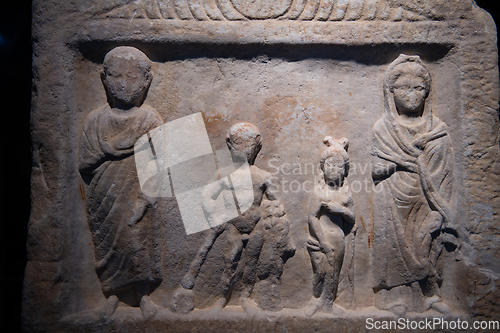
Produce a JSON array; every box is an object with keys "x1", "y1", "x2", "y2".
[
  {"x1": 251, "y1": 200, "x2": 296, "y2": 312},
  {"x1": 75, "y1": 48, "x2": 463, "y2": 321},
  {"x1": 305, "y1": 137, "x2": 355, "y2": 316},
  {"x1": 371, "y1": 54, "x2": 459, "y2": 316},
  {"x1": 75, "y1": 50, "x2": 463, "y2": 319},
  {"x1": 79, "y1": 46, "x2": 164, "y2": 319},
  {"x1": 24, "y1": 0, "x2": 500, "y2": 331},
  {"x1": 101, "y1": 0, "x2": 440, "y2": 21},
  {"x1": 171, "y1": 123, "x2": 295, "y2": 314},
  {"x1": 230, "y1": 0, "x2": 293, "y2": 19}
]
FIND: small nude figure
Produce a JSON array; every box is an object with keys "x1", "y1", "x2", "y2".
[
  {"x1": 171, "y1": 123, "x2": 292, "y2": 313},
  {"x1": 79, "y1": 46, "x2": 163, "y2": 318},
  {"x1": 305, "y1": 137, "x2": 355, "y2": 316}
]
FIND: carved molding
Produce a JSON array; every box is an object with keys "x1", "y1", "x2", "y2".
[{"x1": 101, "y1": 0, "x2": 440, "y2": 21}]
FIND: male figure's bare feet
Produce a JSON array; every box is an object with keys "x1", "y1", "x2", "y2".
[
  {"x1": 140, "y1": 295, "x2": 158, "y2": 318},
  {"x1": 96, "y1": 295, "x2": 119, "y2": 320}
]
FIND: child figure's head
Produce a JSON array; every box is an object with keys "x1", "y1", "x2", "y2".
[
  {"x1": 102, "y1": 46, "x2": 152, "y2": 108},
  {"x1": 226, "y1": 123, "x2": 262, "y2": 165},
  {"x1": 320, "y1": 137, "x2": 349, "y2": 186}
]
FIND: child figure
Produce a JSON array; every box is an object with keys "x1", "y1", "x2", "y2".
[
  {"x1": 305, "y1": 137, "x2": 355, "y2": 316},
  {"x1": 79, "y1": 46, "x2": 163, "y2": 318},
  {"x1": 171, "y1": 123, "x2": 293, "y2": 314}
]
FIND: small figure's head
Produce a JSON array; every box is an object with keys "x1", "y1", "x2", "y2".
[
  {"x1": 320, "y1": 137, "x2": 349, "y2": 186},
  {"x1": 386, "y1": 59, "x2": 431, "y2": 116},
  {"x1": 226, "y1": 123, "x2": 262, "y2": 165},
  {"x1": 102, "y1": 46, "x2": 152, "y2": 108}
]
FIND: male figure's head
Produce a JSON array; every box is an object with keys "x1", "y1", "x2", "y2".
[
  {"x1": 102, "y1": 46, "x2": 153, "y2": 109},
  {"x1": 320, "y1": 137, "x2": 349, "y2": 186},
  {"x1": 387, "y1": 61, "x2": 431, "y2": 117},
  {"x1": 226, "y1": 123, "x2": 262, "y2": 165}
]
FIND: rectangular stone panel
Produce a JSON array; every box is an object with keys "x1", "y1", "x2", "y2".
[{"x1": 24, "y1": 1, "x2": 500, "y2": 332}]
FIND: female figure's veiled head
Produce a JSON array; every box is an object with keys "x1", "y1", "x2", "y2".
[{"x1": 384, "y1": 55, "x2": 432, "y2": 122}]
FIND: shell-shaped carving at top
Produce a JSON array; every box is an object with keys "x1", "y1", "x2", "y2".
[
  {"x1": 102, "y1": 0, "x2": 441, "y2": 21},
  {"x1": 231, "y1": 0, "x2": 293, "y2": 19}
]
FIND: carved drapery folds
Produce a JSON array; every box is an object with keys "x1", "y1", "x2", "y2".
[{"x1": 371, "y1": 54, "x2": 458, "y2": 316}]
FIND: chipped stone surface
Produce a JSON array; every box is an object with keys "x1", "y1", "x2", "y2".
[{"x1": 24, "y1": 1, "x2": 499, "y2": 332}]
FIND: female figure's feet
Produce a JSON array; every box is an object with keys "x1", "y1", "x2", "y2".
[
  {"x1": 425, "y1": 295, "x2": 450, "y2": 314},
  {"x1": 386, "y1": 302, "x2": 407, "y2": 317}
]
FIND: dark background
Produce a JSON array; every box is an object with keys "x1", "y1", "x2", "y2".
[{"x1": 0, "y1": 1, "x2": 498, "y2": 331}]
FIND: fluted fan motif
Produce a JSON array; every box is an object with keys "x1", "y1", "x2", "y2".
[{"x1": 102, "y1": 0, "x2": 438, "y2": 21}]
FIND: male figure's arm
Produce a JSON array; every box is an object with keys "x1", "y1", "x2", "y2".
[
  {"x1": 79, "y1": 110, "x2": 107, "y2": 175},
  {"x1": 263, "y1": 170, "x2": 278, "y2": 201}
]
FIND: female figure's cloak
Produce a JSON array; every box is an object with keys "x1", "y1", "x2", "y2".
[{"x1": 371, "y1": 55, "x2": 455, "y2": 289}]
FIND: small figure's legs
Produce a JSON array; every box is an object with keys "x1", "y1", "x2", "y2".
[
  {"x1": 241, "y1": 297, "x2": 260, "y2": 316},
  {"x1": 214, "y1": 226, "x2": 245, "y2": 308},
  {"x1": 305, "y1": 238, "x2": 327, "y2": 317},
  {"x1": 304, "y1": 296, "x2": 324, "y2": 317},
  {"x1": 305, "y1": 233, "x2": 344, "y2": 317},
  {"x1": 171, "y1": 227, "x2": 224, "y2": 314},
  {"x1": 240, "y1": 225, "x2": 265, "y2": 302},
  {"x1": 207, "y1": 297, "x2": 227, "y2": 313}
]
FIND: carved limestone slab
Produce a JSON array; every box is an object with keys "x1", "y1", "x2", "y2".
[{"x1": 24, "y1": 1, "x2": 499, "y2": 332}]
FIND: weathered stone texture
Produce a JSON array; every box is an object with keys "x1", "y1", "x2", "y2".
[{"x1": 24, "y1": 1, "x2": 499, "y2": 332}]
